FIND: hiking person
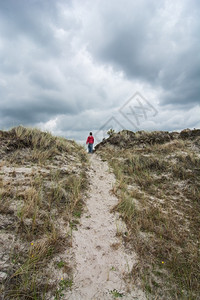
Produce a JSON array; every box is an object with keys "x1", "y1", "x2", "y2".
[{"x1": 86, "y1": 132, "x2": 94, "y2": 153}]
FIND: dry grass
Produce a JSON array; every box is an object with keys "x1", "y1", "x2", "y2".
[
  {"x1": 0, "y1": 126, "x2": 88, "y2": 299},
  {"x1": 97, "y1": 136, "x2": 200, "y2": 299}
]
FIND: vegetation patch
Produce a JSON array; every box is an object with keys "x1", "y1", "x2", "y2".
[
  {"x1": 97, "y1": 129, "x2": 200, "y2": 300},
  {"x1": 0, "y1": 126, "x2": 88, "y2": 299},
  {"x1": 109, "y1": 288, "x2": 125, "y2": 298}
]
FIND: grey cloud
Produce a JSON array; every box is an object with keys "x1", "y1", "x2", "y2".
[
  {"x1": 0, "y1": 0, "x2": 199, "y2": 142},
  {"x1": 29, "y1": 73, "x2": 60, "y2": 91},
  {"x1": 84, "y1": 0, "x2": 200, "y2": 106},
  {"x1": 0, "y1": 0, "x2": 77, "y2": 60},
  {"x1": 0, "y1": 0, "x2": 87, "y2": 130},
  {"x1": 0, "y1": 1, "x2": 54, "y2": 45},
  {"x1": 159, "y1": 53, "x2": 200, "y2": 105},
  {"x1": 85, "y1": 1, "x2": 163, "y2": 80}
]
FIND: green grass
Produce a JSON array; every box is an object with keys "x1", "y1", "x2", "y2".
[{"x1": 110, "y1": 289, "x2": 125, "y2": 298}]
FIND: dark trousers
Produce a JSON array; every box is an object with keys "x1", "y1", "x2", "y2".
[{"x1": 88, "y1": 143, "x2": 93, "y2": 153}]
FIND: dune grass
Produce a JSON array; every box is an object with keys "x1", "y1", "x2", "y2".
[
  {"x1": 98, "y1": 139, "x2": 200, "y2": 299},
  {"x1": 0, "y1": 126, "x2": 88, "y2": 299}
]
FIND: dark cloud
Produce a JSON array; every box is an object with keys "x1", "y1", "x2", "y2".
[
  {"x1": 0, "y1": 0, "x2": 199, "y2": 141},
  {"x1": 0, "y1": 94, "x2": 78, "y2": 126},
  {"x1": 84, "y1": 0, "x2": 200, "y2": 106},
  {"x1": 0, "y1": 1, "x2": 55, "y2": 46}
]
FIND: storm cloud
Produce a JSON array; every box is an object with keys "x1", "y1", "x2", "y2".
[
  {"x1": 83, "y1": 0, "x2": 200, "y2": 105},
  {"x1": 0, "y1": 0, "x2": 199, "y2": 143}
]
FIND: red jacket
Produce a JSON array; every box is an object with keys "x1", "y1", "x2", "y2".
[{"x1": 86, "y1": 136, "x2": 94, "y2": 144}]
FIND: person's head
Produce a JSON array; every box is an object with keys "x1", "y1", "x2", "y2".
[{"x1": 90, "y1": 132, "x2": 92, "y2": 136}]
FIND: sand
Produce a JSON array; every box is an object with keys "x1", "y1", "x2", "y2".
[{"x1": 65, "y1": 154, "x2": 146, "y2": 300}]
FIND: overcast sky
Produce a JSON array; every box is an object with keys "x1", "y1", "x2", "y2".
[{"x1": 0, "y1": 0, "x2": 200, "y2": 144}]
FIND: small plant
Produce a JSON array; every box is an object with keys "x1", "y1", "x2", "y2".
[
  {"x1": 110, "y1": 289, "x2": 125, "y2": 298},
  {"x1": 54, "y1": 278, "x2": 73, "y2": 299},
  {"x1": 57, "y1": 261, "x2": 65, "y2": 269},
  {"x1": 107, "y1": 128, "x2": 115, "y2": 137}
]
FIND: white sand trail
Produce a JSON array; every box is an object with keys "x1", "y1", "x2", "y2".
[{"x1": 65, "y1": 154, "x2": 146, "y2": 300}]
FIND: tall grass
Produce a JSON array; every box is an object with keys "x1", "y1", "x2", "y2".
[{"x1": 2, "y1": 126, "x2": 83, "y2": 165}]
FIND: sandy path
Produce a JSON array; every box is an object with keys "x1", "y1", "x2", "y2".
[{"x1": 65, "y1": 154, "x2": 146, "y2": 300}]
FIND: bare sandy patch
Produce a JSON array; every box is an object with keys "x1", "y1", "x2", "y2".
[{"x1": 64, "y1": 154, "x2": 146, "y2": 300}]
